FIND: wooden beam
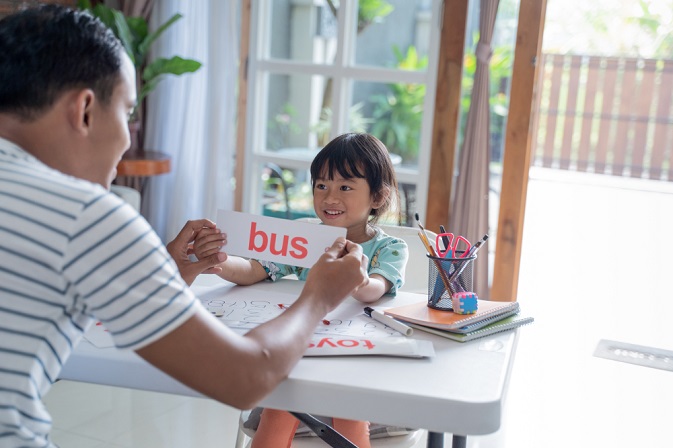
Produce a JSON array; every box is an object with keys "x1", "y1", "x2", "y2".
[
  {"x1": 234, "y1": 0, "x2": 251, "y2": 212},
  {"x1": 425, "y1": 0, "x2": 468, "y2": 230},
  {"x1": 491, "y1": 0, "x2": 547, "y2": 301}
]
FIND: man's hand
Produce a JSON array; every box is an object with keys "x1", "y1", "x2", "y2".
[
  {"x1": 300, "y1": 237, "x2": 369, "y2": 313},
  {"x1": 166, "y1": 219, "x2": 227, "y2": 286}
]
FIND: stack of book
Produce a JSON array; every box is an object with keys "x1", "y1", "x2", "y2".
[{"x1": 384, "y1": 299, "x2": 533, "y2": 343}]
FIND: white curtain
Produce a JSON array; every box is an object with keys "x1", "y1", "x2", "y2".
[{"x1": 142, "y1": 0, "x2": 238, "y2": 242}]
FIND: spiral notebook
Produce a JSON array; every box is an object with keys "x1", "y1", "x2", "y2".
[
  {"x1": 384, "y1": 299, "x2": 520, "y2": 331},
  {"x1": 407, "y1": 314, "x2": 534, "y2": 342}
]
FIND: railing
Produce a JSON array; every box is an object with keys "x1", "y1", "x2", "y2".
[{"x1": 531, "y1": 53, "x2": 673, "y2": 181}]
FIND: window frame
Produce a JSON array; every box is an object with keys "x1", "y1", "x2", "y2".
[{"x1": 240, "y1": 0, "x2": 443, "y2": 222}]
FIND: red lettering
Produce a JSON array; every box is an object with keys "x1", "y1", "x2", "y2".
[
  {"x1": 270, "y1": 233, "x2": 289, "y2": 256},
  {"x1": 290, "y1": 237, "x2": 308, "y2": 259},
  {"x1": 248, "y1": 222, "x2": 267, "y2": 252},
  {"x1": 361, "y1": 340, "x2": 375, "y2": 350},
  {"x1": 337, "y1": 339, "x2": 358, "y2": 348},
  {"x1": 316, "y1": 338, "x2": 338, "y2": 348}
]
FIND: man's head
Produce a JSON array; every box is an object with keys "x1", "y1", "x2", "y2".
[
  {"x1": 0, "y1": 5, "x2": 124, "y2": 120},
  {"x1": 0, "y1": 5, "x2": 137, "y2": 187}
]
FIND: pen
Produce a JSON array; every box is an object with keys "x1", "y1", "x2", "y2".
[
  {"x1": 449, "y1": 234, "x2": 489, "y2": 283},
  {"x1": 465, "y1": 234, "x2": 489, "y2": 259},
  {"x1": 364, "y1": 307, "x2": 413, "y2": 337}
]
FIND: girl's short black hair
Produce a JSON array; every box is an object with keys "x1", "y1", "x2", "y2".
[{"x1": 310, "y1": 133, "x2": 399, "y2": 223}]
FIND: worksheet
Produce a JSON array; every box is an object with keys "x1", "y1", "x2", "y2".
[{"x1": 84, "y1": 283, "x2": 434, "y2": 358}]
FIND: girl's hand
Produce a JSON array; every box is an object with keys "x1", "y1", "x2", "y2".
[
  {"x1": 192, "y1": 227, "x2": 227, "y2": 259},
  {"x1": 166, "y1": 219, "x2": 227, "y2": 286}
]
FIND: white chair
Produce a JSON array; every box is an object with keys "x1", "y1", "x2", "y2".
[
  {"x1": 377, "y1": 223, "x2": 436, "y2": 294},
  {"x1": 110, "y1": 184, "x2": 141, "y2": 211}
]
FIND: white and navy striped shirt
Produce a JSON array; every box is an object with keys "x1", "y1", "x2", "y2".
[{"x1": 0, "y1": 138, "x2": 198, "y2": 447}]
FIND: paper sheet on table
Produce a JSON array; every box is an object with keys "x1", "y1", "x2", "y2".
[
  {"x1": 84, "y1": 283, "x2": 434, "y2": 358},
  {"x1": 197, "y1": 283, "x2": 434, "y2": 358}
]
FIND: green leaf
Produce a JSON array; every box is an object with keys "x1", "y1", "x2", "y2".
[
  {"x1": 142, "y1": 56, "x2": 202, "y2": 83},
  {"x1": 110, "y1": 9, "x2": 136, "y2": 65},
  {"x1": 138, "y1": 77, "x2": 162, "y2": 104},
  {"x1": 125, "y1": 17, "x2": 148, "y2": 62},
  {"x1": 137, "y1": 13, "x2": 183, "y2": 61},
  {"x1": 77, "y1": 0, "x2": 92, "y2": 10}
]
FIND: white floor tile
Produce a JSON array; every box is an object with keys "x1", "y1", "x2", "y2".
[
  {"x1": 45, "y1": 381, "x2": 190, "y2": 442},
  {"x1": 49, "y1": 427, "x2": 120, "y2": 448},
  {"x1": 110, "y1": 396, "x2": 240, "y2": 448}
]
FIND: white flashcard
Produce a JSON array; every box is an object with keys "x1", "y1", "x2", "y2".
[{"x1": 216, "y1": 210, "x2": 346, "y2": 268}]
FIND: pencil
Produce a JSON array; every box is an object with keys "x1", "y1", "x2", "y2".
[{"x1": 414, "y1": 213, "x2": 455, "y2": 298}]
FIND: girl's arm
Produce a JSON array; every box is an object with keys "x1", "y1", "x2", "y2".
[
  {"x1": 215, "y1": 256, "x2": 269, "y2": 285},
  {"x1": 351, "y1": 273, "x2": 391, "y2": 303}
]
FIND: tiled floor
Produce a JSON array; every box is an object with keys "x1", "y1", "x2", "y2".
[{"x1": 45, "y1": 167, "x2": 673, "y2": 447}]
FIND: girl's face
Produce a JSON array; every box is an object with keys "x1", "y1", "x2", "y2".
[{"x1": 313, "y1": 172, "x2": 383, "y2": 239}]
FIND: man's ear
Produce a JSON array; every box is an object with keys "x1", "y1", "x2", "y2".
[{"x1": 67, "y1": 89, "x2": 96, "y2": 135}]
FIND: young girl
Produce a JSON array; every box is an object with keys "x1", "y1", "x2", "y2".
[{"x1": 193, "y1": 132, "x2": 408, "y2": 447}]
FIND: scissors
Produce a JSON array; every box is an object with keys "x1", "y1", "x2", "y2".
[{"x1": 435, "y1": 232, "x2": 471, "y2": 258}]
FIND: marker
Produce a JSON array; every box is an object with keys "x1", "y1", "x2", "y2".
[
  {"x1": 364, "y1": 307, "x2": 413, "y2": 337},
  {"x1": 439, "y1": 225, "x2": 450, "y2": 252}
]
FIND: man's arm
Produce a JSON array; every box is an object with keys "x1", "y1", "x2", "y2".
[{"x1": 136, "y1": 238, "x2": 367, "y2": 410}]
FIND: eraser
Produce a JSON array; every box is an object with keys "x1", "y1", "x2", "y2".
[{"x1": 452, "y1": 291, "x2": 478, "y2": 314}]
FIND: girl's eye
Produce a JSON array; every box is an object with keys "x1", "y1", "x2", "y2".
[
  {"x1": 340, "y1": 185, "x2": 352, "y2": 191},
  {"x1": 315, "y1": 184, "x2": 326, "y2": 190}
]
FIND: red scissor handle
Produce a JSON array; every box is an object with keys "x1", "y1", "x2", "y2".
[{"x1": 435, "y1": 233, "x2": 471, "y2": 258}]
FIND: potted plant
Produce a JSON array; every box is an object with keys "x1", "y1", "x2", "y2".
[{"x1": 77, "y1": 0, "x2": 202, "y2": 151}]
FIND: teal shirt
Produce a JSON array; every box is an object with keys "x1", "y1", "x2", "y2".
[{"x1": 257, "y1": 227, "x2": 409, "y2": 295}]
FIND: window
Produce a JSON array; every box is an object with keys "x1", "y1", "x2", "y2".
[{"x1": 241, "y1": 0, "x2": 442, "y2": 225}]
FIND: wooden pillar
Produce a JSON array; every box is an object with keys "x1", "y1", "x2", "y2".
[
  {"x1": 234, "y1": 0, "x2": 251, "y2": 212},
  {"x1": 425, "y1": 0, "x2": 469, "y2": 230},
  {"x1": 491, "y1": 0, "x2": 548, "y2": 301}
]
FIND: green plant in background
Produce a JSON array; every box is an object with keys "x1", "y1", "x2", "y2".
[
  {"x1": 370, "y1": 45, "x2": 428, "y2": 163},
  {"x1": 77, "y1": 0, "x2": 202, "y2": 110},
  {"x1": 267, "y1": 104, "x2": 302, "y2": 150},
  {"x1": 313, "y1": 103, "x2": 373, "y2": 147}
]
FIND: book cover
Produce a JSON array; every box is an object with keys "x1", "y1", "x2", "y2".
[
  {"x1": 384, "y1": 300, "x2": 520, "y2": 331},
  {"x1": 407, "y1": 315, "x2": 534, "y2": 343}
]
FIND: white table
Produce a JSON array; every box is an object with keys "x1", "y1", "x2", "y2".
[{"x1": 60, "y1": 277, "x2": 519, "y2": 447}]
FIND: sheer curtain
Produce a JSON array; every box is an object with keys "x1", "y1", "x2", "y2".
[
  {"x1": 449, "y1": 0, "x2": 500, "y2": 298},
  {"x1": 142, "y1": 0, "x2": 238, "y2": 242}
]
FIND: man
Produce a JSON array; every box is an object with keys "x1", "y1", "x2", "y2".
[{"x1": 0, "y1": 5, "x2": 368, "y2": 447}]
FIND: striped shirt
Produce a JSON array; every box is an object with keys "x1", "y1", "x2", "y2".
[{"x1": 0, "y1": 138, "x2": 198, "y2": 447}]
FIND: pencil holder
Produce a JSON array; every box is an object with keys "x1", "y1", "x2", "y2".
[{"x1": 426, "y1": 254, "x2": 475, "y2": 311}]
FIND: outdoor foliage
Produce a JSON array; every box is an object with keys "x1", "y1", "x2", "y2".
[{"x1": 370, "y1": 45, "x2": 428, "y2": 163}]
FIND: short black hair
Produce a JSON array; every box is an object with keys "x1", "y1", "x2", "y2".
[
  {"x1": 310, "y1": 133, "x2": 400, "y2": 223},
  {"x1": 0, "y1": 4, "x2": 124, "y2": 120}
]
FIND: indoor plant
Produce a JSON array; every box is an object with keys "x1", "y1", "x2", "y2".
[{"x1": 78, "y1": 0, "x2": 202, "y2": 150}]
